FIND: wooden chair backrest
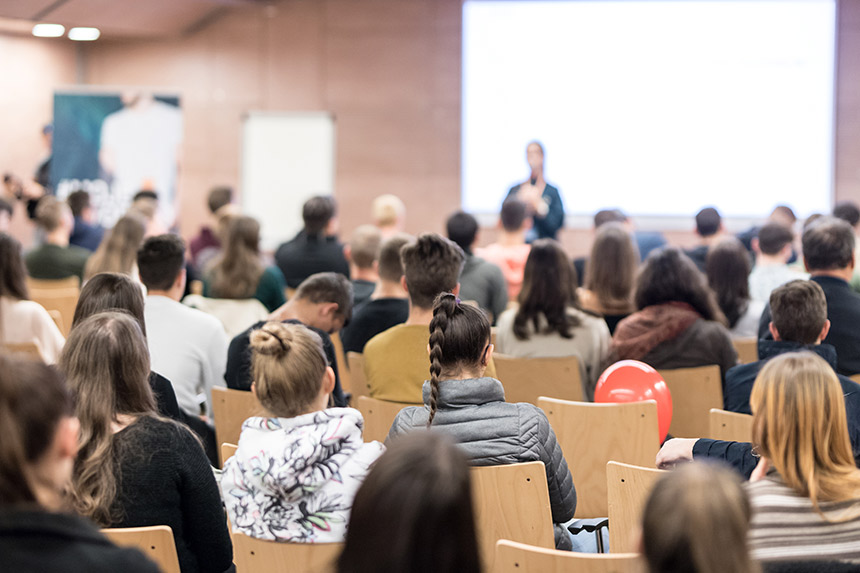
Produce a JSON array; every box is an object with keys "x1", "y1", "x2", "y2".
[
  {"x1": 606, "y1": 461, "x2": 665, "y2": 554},
  {"x1": 470, "y1": 462, "x2": 554, "y2": 572},
  {"x1": 47, "y1": 309, "x2": 64, "y2": 332},
  {"x1": 708, "y1": 408, "x2": 753, "y2": 442},
  {"x1": 732, "y1": 338, "x2": 758, "y2": 365},
  {"x1": 493, "y1": 354, "x2": 584, "y2": 406},
  {"x1": 28, "y1": 287, "x2": 79, "y2": 336},
  {"x1": 211, "y1": 387, "x2": 264, "y2": 466},
  {"x1": 221, "y1": 442, "x2": 238, "y2": 465},
  {"x1": 495, "y1": 539, "x2": 644, "y2": 573},
  {"x1": 1, "y1": 342, "x2": 45, "y2": 362},
  {"x1": 347, "y1": 352, "x2": 370, "y2": 403},
  {"x1": 330, "y1": 331, "x2": 351, "y2": 394},
  {"x1": 657, "y1": 365, "x2": 722, "y2": 438},
  {"x1": 851, "y1": 374, "x2": 860, "y2": 386},
  {"x1": 102, "y1": 525, "x2": 181, "y2": 573},
  {"x1": 27, "y1": 276, "x2": 80, "y2": 290},
  {"x1": 356, "y1": 396, "x2": 419, "y2": 443},
  {"x1": 188, "y1": 279, "x2": 204, "y2": 296},
  {"x1": 538, "y1": 398, "x2": 659, "y2": 518},
  {"x1": 232, "y1": 532, "x2": 342, "y2": 573}
]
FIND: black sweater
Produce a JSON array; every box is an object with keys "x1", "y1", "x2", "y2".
[{"x1": 112, "y1": 416, "x2": 234, "y2": 573}]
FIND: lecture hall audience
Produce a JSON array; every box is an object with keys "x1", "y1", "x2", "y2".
[
  {"x1": 82, "y1": 213, "x2": 145, "y2": 281},
  {"x1": 67, "y1": 190, "x2": 104, "y2": 252},
  {"x1": 747, "y1": 221, "x2": 807, "y2": 303},
  {"x1": 189, "y1": 185, "x2": 233, "y2": 268},
  {"x1": 344, "y1": 224, "x2": 382, "y2": 308},
  {"x1": 25, "y1": 196, "x2": 90, "y2": 281},
  {"x1": 705, "y1": 236, "x2": 764, "y2": 339},
  {"x1": 684, "y1": 207, "x2": 724, "y2": 273},
  {"x1": 475, "y1": 197, "x2": 532, "y2": 299}
]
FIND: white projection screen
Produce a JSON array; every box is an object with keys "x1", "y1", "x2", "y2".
[{"x1": 461, "y1": 0, "x2": 836, "y2": 218}]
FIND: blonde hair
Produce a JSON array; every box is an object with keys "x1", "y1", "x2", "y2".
[
  {"x1": 84, "y1": 214, "x2": 146, "y2": 280},
  {"x1": 372, "y1": 194, "x2": 405, "y2": 227},
  {"x1": 35, "y1": 196, "x2": 69, "y2": 232},
  {"x1": 207, "y1": 215, "x2": 264, "y2": 300},
  {"x1": 250, "y1": 322, "x2": 328, "y2": 418},
  {"x1": 751, "y1": 352, "x2": 860, "y2": 516}
]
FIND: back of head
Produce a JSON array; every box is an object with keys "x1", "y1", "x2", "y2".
[
  {"x1": 349, "y1": 225, "x2": 382, "y2": 270},
  {"x1": 516, "y1": 239, "x2": 581, "y2": 339},
  {"x1": 400, "y1": 233, "x2": 465, "y2": 309},
  {"x1": 635, "y1": 247, "x2": 726, "y2": 324},
  {"x1": 338, "y1": 431, "x2": 480, "y2": 573},
  {"x1": 0, "y1": 233, "x2": 29, "y2": 301},
  {"x1": 756, "y1": 222, "x2": 794, "y2": 256},
  {"x1": 642, "y1": 462, "x2": 755, "y2": 573},
  {"x1": 250, "y1": 322, "x2": 327, "y2": 418},
  {"x1": 0, "y1": 196, "x2": 13, "y2": 218},
  {"x1": 769, "y1": 280, "x2": 826, "y2": 344},
  {"x1": 500, "y1": 198, "x2": 528, "y2": 232},
  {"x1": 72, "y1": 272, "x2": 146, "y2": 336},
  {"x1": 751, "y1": 352, "x2": 860, "y2": 506},
  {"x1": 209, "y1": 215, "x2": 263, "y2": 299},
  {"x1": 833, "y1": 201, "x2": 860, "y2": 228},
  {"x1": 770, "y1": 204, "x2": 797, "y2": 227},
  {"x1": 372, "y1": 194, "x2": 406, "y2": 228},
  {"x1": 207, "y1": 186, "x2": 233, "y2": 215},
  {"x1": 137, "y1": 234, "x2": 186, "y2": 292},
  {"x1": 85, "y1": 213, "x2": 146, "y2": 279},
  {"x1": 303, "y1": 195, "x2": 336, "y2": 236},
  {"x1": 705, "y1": 237, "x2": 751, "y2": 328},
  {"x1": 67, "y1": 190, "x2": 91, "y2": 219},
  {"x1": 594, "y1": 208, "x2": 627, "y2": 228},
  {"x1": 585, "y1": 222, "x2": 639, "y2": 310},
  {"x1": 0, "y1": 355, "x2": 73, "y2": 506},
  {"x1": 377, "y1": 233, "x2": 412, "y2": 283},
  {"x1": 695, "y1": 207, "x2": 722, "y2": 238},
  {"x1": 446, "y1": 211, "x2": 479, "y2": 253},
  {"x1": 295, "y1": 272, "x2": 355, "y2": 326},
  {"x1": 132, "y1": 190, "x2": 158, "y2": 203},
  {"x1": 802, "y1": 216, "x2": 855, "y2": 272},
  {"x1": 35, "y1": 196, "x2": 69, "y2": 233}
]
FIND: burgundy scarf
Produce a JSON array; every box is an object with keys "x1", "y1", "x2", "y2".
[{"x1": 611, "y1": 302, "x2": 702, "y2": 361}]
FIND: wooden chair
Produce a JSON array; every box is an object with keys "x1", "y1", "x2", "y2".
[
  {"x1": 102, "y1": 525, "x2": 181, "y2": 573},
  {"x1": 606, "y1": 461, "x2": 665, "y2": 554},
  {"x1": 495, "y1": 539, "x2": 644, "y2": 573},
  {"x1": 538, "y1": 398, "x2": 659, "y2": 518},
  {"x1": 232, "y1": 532, "x2": 342, "y2": 573},
  {"x1": 732, "y1": 338, "x2": 758, "y2": 364},
  {"x1": 330, "y1": 331, "x2": 351, "y2": 394},
  {"x1": 221, "y1": 442, "x2": 238, "y2": 464},
  {"x1": 851, "y1": 374, "x2": 860, "y2": 386},
  {"x1": 708, "y1": 408, "x2": 753, "y2": 442},
  {"x1": 28, "y1": 286, "x2": 79, "y2": 336},
  {"x1": 493, "y1": 354, "x2": 584, "y2": 406},
  {"x1": 1, "y1": 342, "x2": 45, "y2": 361},
  {"x1": 470, "y1": 462, "x2": 554, "y2": 572},
  {"x1": 657, "y1": 365, "x2": 722, "y2": 438},
  {"x1": 356, "y1": 396, "x2": 420, "y2": 443},
  {"x1": 27, "y1": 276, "x2": 80, "y2": 290},
  {"x1": 211, "y1": 387, "x2": 264, "y2": 466},
  {"x1": 347, "y1": 352, "x2": 370, "y2": 403},
  {"x1": 189, "y1": 279, "x2": 204, "y2": 296}
]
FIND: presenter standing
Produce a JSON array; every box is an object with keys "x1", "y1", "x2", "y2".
[{"x1": 506, "y1": 141, "x2": 564, "y2": 241}]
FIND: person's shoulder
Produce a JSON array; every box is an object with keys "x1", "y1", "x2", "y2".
[
  {"x1": 364, "y1": 323, "x2": 412, "y2": 352},
  {"x1": 66, "y1": 244, "x2": 91, "y2": 259}
]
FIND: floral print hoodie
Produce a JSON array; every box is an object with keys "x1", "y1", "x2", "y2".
[{"x1": 220, "y1": 407, "x2": 384, "y2": 542}]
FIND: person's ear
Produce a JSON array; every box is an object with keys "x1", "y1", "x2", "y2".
[
  {"x1": 322, "y1": 367, "x2": 336, "y2": 395},
  {"x1": 174, "y1": 267, "x2": 187, "y2": 291},
  {"x1": 372, "y1": 260, "x2": 379, "y2": 274},
  {"x1": 56, "y1": 417, "x2": 80, "y2": 460},
  {"x1": 484, "y1": 343, "x2": 494, "y2": 367},
  {"x1": 769, "y1": 321, "x2": 781, "y2": 341},
  {"x1": 251, "y1": 381, "x2": 258, "y2": 399},
  {"x1": 803, "y1": 256, "x2": 810, "y2": 272},
  {"x1": 401, "y1": 275, "x2": 409, "y2": 293},
  {"x1": 751, "y1": 237, "x2": 760, "y2": 254},
  {"x1": 452, "y1": 283, "x2": 461, "y2": 296},
  {"x1": 343, "y1": 244, "x2": 352, "y2": 264},
  {"x1": 819, "y1": 319, "x2": 831, "y2": 342}
]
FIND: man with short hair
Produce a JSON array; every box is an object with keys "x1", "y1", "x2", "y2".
[
  {"x1": 138, "y1": 234, "x2": 229, "y2": 417},
  {"x1": 684, "y1": 207, "x2": 723, "y2": 272},
  {"x1": 446, "y1": 211, "x2": 508, "y2": 323},
  {"x1": 275, "y1": 195, "x2": 350, "y2": 288},
  {"x1": 225, "y1": 272, "x2": 352, "y2": 407},
  {"x1": 758, "y1": 217, "x2": 860, "y2": 376},
  {"x1": 67, "y1": 190, "x2": 104, "y2": 252},
  {"x1": 476, "y1": 198, "x2": 532, "y2": 300},
  {"x1": 372, "y1": 194, "x2": 406, "y2": 239},
  {"x1": 748, "y1": 222, "x2": 807, "y2": 303},
  {"x1": 189, "y1": 185, "x2": 233, "y2": 267},
  {"x1": 344, "y1": 224, "x2": 382, "y2": 307},
  {"x1": 25, "y1": 196, "x2": 90, "y2": 281},
  {"x1": 364, "y1": 233, "x2": 496, "y2": 403},
  {"x1": 341, "y1": 234, "x2": 412, "y2": 355}
]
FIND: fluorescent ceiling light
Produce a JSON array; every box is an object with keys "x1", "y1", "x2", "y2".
[
  {"x1": 68, "y1": 27, "x2": 100, "y2": 41},
  {"x1": 32, "y1": 23, "x2": 65, "y2": 37}
]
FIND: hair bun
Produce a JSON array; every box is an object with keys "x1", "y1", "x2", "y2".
[{"x1": 250, "y1": 321, "x2": 292, "y2": 357}]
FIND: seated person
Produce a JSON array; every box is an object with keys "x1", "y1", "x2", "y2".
[
  {"x1": 684, "y1": 207, "x2": 723, "y2": 273},
  {"x1": 364, "y1": 233, "x2": 496, "y2": 404},
  {"x1": 344, "y1": 225, "x2": 382, "y2": 308},
  {"x1": 341, "y1": 234, "x2": 411, "y2": 355},
  {"x1": 67, "y1": 189, "x2": 104, "y2": 252},
  {"x1": 189, "y1": 186, "x2": 232, "y2": 268},
  {"x1": 748, "y1": 222, "x2": 807, "y2": 303},
  {"x1": 221, "y1": 321, "x2": 383, "y2": 542},
  {"x1": 372, "y1": 194, "x2": 406, "y2": 240},
  {"x1": 388, "y1": 293, "x2": 575, "y2": 549},
  {"x1": 705, "y1": 237, "x2": 764, "y2": 339},
  {"x1": 25, "y1": 196, "x2": 90, "y2": 281},
  {"x1": 83, "y1": 214, "x2": 146, "y2": 281},
  {"x1": 275, "y1": 195, "x2": 350, "y2": 289},
  {"x1": 225, "y1": 272, "x2": 352, "y2": 408},
  {"x1": 475, "y1": 198, "x2": 532, "y2": 300}
]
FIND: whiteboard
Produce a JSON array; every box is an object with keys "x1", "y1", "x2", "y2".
[{"x1": 241, "y1": 112, "x2": 335, "y2": 251}]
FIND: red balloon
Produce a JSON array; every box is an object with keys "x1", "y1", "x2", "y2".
[{"x1": 594, "y1": 360, "x2": 673, "y2": 442}]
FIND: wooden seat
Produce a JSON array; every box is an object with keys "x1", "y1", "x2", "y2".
[
  {"x1": 102, "y1": 525, "x2": 181, "y2": 573},
  {"x1": 606, "y1": 462, "x2": 665, "y2": 554},
  {"x1": 232, "y1": 532, "x2": 342, "y2": 573},
  {"x1": 470, "y1": 461, "x2": 554, "y2": 572},
  {"x1": 211, "y1": 387, "x2": 264, "y2": 466},
  {"x1": 494, "y1": 354, "x2": 584, "y2": 406},
  {"x1": 27, "y1": 276, "x2": 80, "y2": 290},
  {"x1": 657, "y1": 365, "x2": 722, "y2": 438},
  {"x1": 732, "y1": 338, "x2": 758, "y2": 364},
  {"x1": 495, "y1": 539, "x2": 644, "y2": 573},
  {"x1": 1, "y1": 342, "x2": 45, "y2": 361},
  {"x1": 851, "y1": 374, "x2": 860, "y2": 386},
  {"x1": 330, "y1": 331, "x2": 351, "y2": 394},
  {"x1": 538, "y1": 397, "x2": 659, "y2": 518},
  {"x1": 347, "y1": 352, "x2": 370, "y2": 403},
  {"x1": 28, "y1": 287, "x2": 79, "y2": 336},
  {"x1": 708, "y1": 408, "x2": 753, "y2": 442},
  {"x1": 356, "y1": 396, "x2": 420, "y2": 442}
]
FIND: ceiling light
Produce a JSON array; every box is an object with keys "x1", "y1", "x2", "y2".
[
  {"x1": 32, "y1": 23, "x2": 65, "y2": 38},
  {"x1": 68, "y1": 27, "x2": 100, "y2": 41}
]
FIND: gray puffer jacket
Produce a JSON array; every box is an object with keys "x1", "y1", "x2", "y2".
[{"x1": 387, "y1": 377, "x2": 576, "y2": 549}]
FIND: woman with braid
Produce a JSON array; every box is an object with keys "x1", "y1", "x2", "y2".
[{"x1": 387, "y1": 293, "x2": 576, "y2": 550}]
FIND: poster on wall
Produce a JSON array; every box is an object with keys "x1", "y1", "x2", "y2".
[{"x1": 52, "y1": 90, "x2": 183, "y2": 228}]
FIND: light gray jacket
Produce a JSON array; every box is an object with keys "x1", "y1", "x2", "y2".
[{"x1": 387, "y1": 377, "x2": 576, "y2": 549}]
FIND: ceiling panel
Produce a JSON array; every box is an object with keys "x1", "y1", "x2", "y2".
[{"x1": 0, "y1": 0, "x2": 60, "y2": 21}]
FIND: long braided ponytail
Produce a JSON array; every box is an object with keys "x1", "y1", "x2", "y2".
[{"x1": 427, "y1": 294, "x2": 458, "y2": 426}]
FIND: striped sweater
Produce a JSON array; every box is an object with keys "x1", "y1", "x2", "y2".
[{"x1": 746, "y1": 473, "x2": 860, "y2": 563}]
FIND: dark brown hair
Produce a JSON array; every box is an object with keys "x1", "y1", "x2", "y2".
[
  {"x1": 706, "y1": 237, "x2": 752, "y2": 329},
  {"x1": 303, "y1": 195, "x2": 336, "y2": 236},
  {"x1": 207, "y1": 215, "x2": 264, "y2": 299},
  {"x1": 401, "y1": 234, "x2": 465, "y2": 310},
  {"x1": 427, "y1": 293, "x2": 491, "y2": 426},
  {"x1": 756, "y1": 222, "x2": 794, "y2": 255},
  {"x1": 67, "y1": 190, "x2": 91, "y2": 218},
  {"x1": 294, "y1": 272, "x2": 355, "y2": 328},
  {"x1": 635, "y1": 247, "x2": 727, "y2": 325},
  {"x1": 72, "y1": 272, "x2": 147, "y2": 337},
  {"x1": 802, "y1": 216, "x2": 855, "y2": 271},
  {"x1": 207, "y1": 186, "x2": 233, "y2": 214},
  {"x1": 584, "y1": 223, "x2": 639, "y2": 313},
  {"x1": 137, "y1": 234, "x2": 186, "y2": 292},
  {"x1": 0, "y1": 233, "x2": 29, "y2": 301},
  {"x1": 500, "y1": 198, "x2": 528, "y2": 232},
  {"x1": 338, "y1": 431, "x2": 480, "y2": 573},
  {"x1": 514, "y1": 239, "x2": 583, "y2": 340},
  {"x1": 377, "y1": 234, "x2": 412, "y2": 282},
  {"x1": 695, "y1": 207, "x2": 721, "y2": 237},
  {"x1": 769, "y1": 280, "x2": 827, "y2": 345},
  {"x1": 84, "y1": 213, "x2": 146, "y2": 281}
]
